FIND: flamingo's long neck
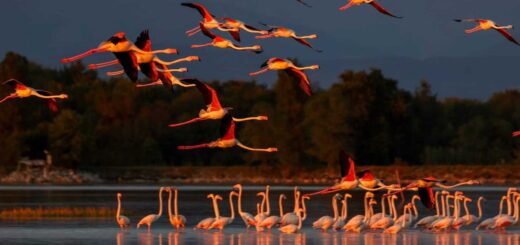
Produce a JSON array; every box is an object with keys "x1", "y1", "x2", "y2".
[
  {"x1": 363, "y1": 195, "x2": 369, "y2": 219},
  {"x1": 297, "y1": 211, "x2": 302, "y2": 230},
  {"x1": 237, "y1": 187, "x2": 244, "y2": 214},
  {"x1": 463, "y1": 199, "x2": 470, "y2": 219},
  {"x1": 213, "y1": 196, "x2": 220, "y2": 219},
  {"x1": 229, "y1": 44, "x2": 257, "y2": 51},
  {"x1": 446, "y1": 196, "x2": 452, "y2": 217},
  {"x1": 174, "y1": 189, "x2": 179, "y2": 217},
  {"x1": 293, "y1": 34, "x2": 317, "y2": 39},
  {"x1": 292, "y1": 65, "x2": 317, "y2": 70},
  {"x1": 292, "y1": 189, "x2": 298, "y2": 213},
  {"x1": 513, "y1": 196, "x2": 520, "y2": 223},
  {"x1": 167, "y1": 189, "x2": 173, "y2": 219},
  {"x1": 233, "y1": 116, "x2": 264, "y2": 122},
  {"x1": 33, "y1": 93, "x2": 65, "y2": 99},
  {"x1": 332, "y1": 197, "x2": 338, "y2": 220},
  {"x1": 341, "y1": 199, "x2": 346, "y2": 219},
  {"x1": 498, "y1": 197, "x2": 505, "y2": 216},
  {"x1": 260, "y1": 194, "x2": 266, "y2": 215},
  {"x1": 401, "y1": 206, "x2": 408, "y2": 226},
  {"x1": 229, "y1": 192, "x2": 235, "y2": 220},
  {"x1": 440, "y1": 195, "x2": 446, "y2": 217},
  {"x1": 236, "y1": 142, "x2": 274, "y2": 152},
  {"x1": 411, "y1": 197, "x2": 419, "y2": 219},
  {"x1": 157, "y1": 188, "x2": 163, "y2": 217},
  {"x1": 265, "y1": 187, "x2": 270, "y2": 216},
  {"x1": 477, "y1": 197, "x2": 483, "y2": 219},
  {"x1": 279, "y1": 195, "x2": 284, "y2": 217},
  {"x1": 381, "y1": 196, "x2": 386, "y2": 217},
  {"x1": 391, "y1": 198, "x2": 397, "y2": 221},
  {"x1": 434, "y1": 192, "x2": 440, "y2": 217},
  {"x1": 436, "y1": 181, "x2": 474, "y2": 190},
  {"x1": 301, "y1": 198, "x2": 308, "y2": 221},
  {"x1": 116, "y1": 195, "x2": 121, "y2": 219},
  {"x1": 507, "y1": 190, "x2": 513, "y2": 216},
  {"x1": 344, "y1": 198, "x2": 349, "y2": 220},
  {"x1": 453, "y1": 197, "x2": 460, "y2": 221}
]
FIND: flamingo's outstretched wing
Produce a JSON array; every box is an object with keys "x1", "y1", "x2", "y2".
[
  {"x1": 135, "y1": 30, "x2": 159, "y2": 81},
  {"x1": 285, "y1": 68, "x2": 312, "y2": 96},
  {"x1": 181, "y1": 3, "x2": 213, "y2": 21},
  {"x1": 339, "y1": 151, "x2": 356, "y2": 181},
  {"x1": 156, "y1": 63, "x2": 174, "y2": 91},
  {"x1": 357, "y1": 170, "x2": 375, "y2": 180},
  {"x1": 418, "y1": 187, "x2": 435, "y2": 209},
  {"x1": 495, "y1": 28, "x2": 520, "y2": 46},
  {"x1": 3, "y1": 79, "x2": 27, "y2": 90},
  {"x1": 220, "y1": 113, "x2": 235, "y2": 140},
  {"x1": 291, "y1": 38, "x2": 322, "y2": 52},
  {"x1": 35, "y1": 90, "x2": 59, "y2": 112},
  {"x1": 199, "y1": 23, "x2": 218, "y2": 40},
  {"x1": 369, "y1": 1, "x2": 402, "y2": 18},
  {"x1": 453, "y1": 19, "x2": 483, "y2": 23},
  {"x1": 183, "y1": 79, "x2": 222, "y2": 110},
  {"x1": 135, "y1": 30, "x2": 152, "y2": 51}
]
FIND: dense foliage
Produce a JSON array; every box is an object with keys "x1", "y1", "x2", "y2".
[{"x1": 0, "y1": 52, "x2": 519, "y2": 173}]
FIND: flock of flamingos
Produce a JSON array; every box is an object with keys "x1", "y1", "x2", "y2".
[{"x1": 0, "y1": 0, "x2": 519, "y2": 237}]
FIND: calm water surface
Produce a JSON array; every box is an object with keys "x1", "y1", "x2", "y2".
[{"x1": 0, "y1": 185, "x2": 518, "y2": 244}]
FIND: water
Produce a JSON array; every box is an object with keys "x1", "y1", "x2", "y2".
[{"x1": 0, "y1": 185, "x2": 518, "y2": 244}]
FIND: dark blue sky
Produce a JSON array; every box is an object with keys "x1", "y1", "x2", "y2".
[{"x1": 1, "y1": 0, "x2": 520, "y2": 98}]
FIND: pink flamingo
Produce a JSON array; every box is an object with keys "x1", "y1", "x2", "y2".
[
  {"x1": 181, "y1": 2, "x2": 237, "y2": 40},
  {"x1": 219, "y1": 17, "x2": 268, "y2": 42},
  {"x1": 191, "y1": 23, "x2": 263, "y2": 53},
  {"x1": 455, "y1": 19, "x2": 519, "y2": 46},
  {"x1": 0, "y1": 79, "x2": 68, "y2": 112},
  {"x1": 339, "y1": 0, "x2": 402, "y2": 19},
  {"x1": 255, "y1": 24, "x2": 321, "y2": 52}
]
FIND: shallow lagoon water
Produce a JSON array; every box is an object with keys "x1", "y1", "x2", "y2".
[{"x1": 0, "y1": 185, "x2": 518, "y2": 244}]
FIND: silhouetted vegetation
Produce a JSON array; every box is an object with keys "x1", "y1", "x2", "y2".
[{"x1": 1, "y1": 52, "x2": 519, "y2": 175}]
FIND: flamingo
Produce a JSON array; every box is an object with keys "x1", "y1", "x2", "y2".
[
  {"x1": 454, "y1": 19, "x2": 520, "y2": 46},
  {"x1": 0, "y1": 79, "x2": 68, "y2": 112},
  {"x1": 137, "y1": 187, "x2": 165, "y2": 231},
  {"x1": 168, "y1": 79, "x2": 267, "y2": 127},
  {"x1": 192, "y1": 23, "x2": 263, "y2": 53},
  {"x1": 333, "y1": 194, "x2": 352, "y2": 230},
  {"x1": 208, "y1": 191, "x2": 237, "y2": 230},
  {"x1": 452, "y1": 196, "x2": 472, "y2": 230},
  {"x1": 490, "y1": 193, "x2": 520, "y2": 231},
  {"x1": 255, "y1": 191, "x2": 268, "y2": 224},
  {"x1": 339, "y1": 0, "x2": 402, "y2": 19},
  {"x1": 279, "y1": 208, "x2": 303, "y2": 234},
  {"x1": 414, "y1": 191, "x2": 441, "y2": 228},
  {"x1": 430, "y1": 193, "x2": 460, "y2": 232},
  {"x1": 195, "y1": 194, "x2": 222, "y2": 230},
  {"x1": 301, "y1": 195, "x2": 310, "y2": 221},
  {"x1": 281, "y1": 187, "x2": 301, "y2": 226},
  {"x1": 395, "y1": 195, "x2": 420, "y2": 226},
  {"x1": 342, "y1": 192, "x2": 374, "y2": 232},
  {"x1": 477, "y1": 195, "x2": 507, "y2": 230},
  {"x1": 249, "y1": 57, "x2": 318, "y2": 96},
  {"x1": 357, "y1": 170, "x2": 395, "y2": 190},
  {"x1": 233, "y1": 184, "x2": 257, "y2": 229},
  {"x1": 219, "y1": 17, "x2": 268, "y2": 42},
  {"x1": 461, "y1": 196, "x2": 484, "y2": 226},
  {"x1": 166, "y1": 187, "x2": 187, "y2": 229},
  {"x1": 181, "y1": 3, "x2": 237, "y2": 40},
  {"x1": 370, "y1": 195, "x2": 394, "y2": 229},
  {"x1": 177, "y1": 113, "x2": 278, "y2": 152},
  {"x1": 258, "y1": 194, "x2": 286, "y2": 230},
  {"x1": 383, "y1": 204, "x2": 411, "y2": 234},
  {"x1": 116, "y1": 193, "x2": 130, "y2": 229},
  {"x1": 313, "y1": 193, "x2": 342, "y2": 232},
  {"x1": 385, "y1": 176, "x2": 479, "y2": 209},
  {"x1": 347, "y1": 198, "x2": 377, "y2": 233},
  {"x1": 61, "y1": 32, "x2": 177, "y2": 82},
  {"x1": 255, "y1": 24, "x2": 321, "y2": 52}
]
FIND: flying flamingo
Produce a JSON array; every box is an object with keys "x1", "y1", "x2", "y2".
[
  {"x1": 255, "y1": 24, "x2": 321, "y2": 52},
  {"x1": 312, "y1": 193, "x2": 342, "y2": 232},
  {"x1": 249, "y1": 57, "x2": 319, "y2": 96},
  {"x1": 0, "y1": 79, "x2": 68, "y2": 112},
  {"x1": 168, "y1": 79, "x2": 267, "y2": 127},
  {"x1": 208, "y1": 191, "x2": 237, "y2": 230},
  {"x1": 339, "y1": 0, "x2": 402, "y2": 19},
  {"x1": 166, "y1": 187, "x2": 187, "y2": 229},
  {"x1": 192, "y1": 23, "x2": 263, "y2": 53},
  {"x1": 258, "y1": 194, "x2": 287, "y2": 230},
  {"x1": 181, "y1": 3, "x2": 237, "y2": 40},
  {"x1": 61, "y1": 32, "x2": 178, "y2": 82},
  {"x1": 116, "y1": 193, "x2": 130, "y2": 229},
  {"x1": 414, "y1": 191, "x2": 441, "y2": 228},
  {"x1": 385, "y1": 177, "x2": 479, "y2": 209},
  {"x1": 333, "y1": 194, "x2": 352, "y2": 230},
  {"x1": 177, "y1": 113, "x2": 278, "y2": 152},
  {"x1": 195, "y1": 194, "x2": 222, "y2": 230},
  {"x1": 476, "y1": 195, "x2": 507, "y2": 230},
  {"x1": 137, "y1": 187, "x2": 165, "y2": 231},
  {"x1": 454, "y1": 19, "x2": 520, "y2": 46},
  {"x1": 219, "y1": 17, "x2": 268, "y2": 42},
  {"x1": 233, "y1": 184, "x2": 257, "y2": 229},
  {"x1": 357, "y1": 170, "x2": 396, "y2": 190},
  {"x1": 279, "y1": 208, "x2": 303, "y2": 234}
]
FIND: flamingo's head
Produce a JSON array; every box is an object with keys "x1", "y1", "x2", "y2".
[
  {"x1": 441, "y1": 190, "x2": 450, "y2": 195},
  {"x1": 280, "y1": 194, "x2": 286, "y2": 200},
  {"x1": 207, "y1": 194, "x2": 214, "y2": 199},
  {"x1": 97, "y1": 33, "x2": 126, "y2": 52},
  {"x1": 164, "y1": 48, "x2": 179, "y2": 54},
  {"x1": 117, "y1": 193, "x2": 122, "y2": 197},
  {"x1": 308, "y1": 34, "x2": 318, "y2": 39},
  {"x1": 267, "y1": 147, "x2": 278, "y2": 152},
  {"x1": 59, "y1": 94, "x2": 69, "y2": 99},
  {"x1": 164, "y1": 187, "x2": 171, "y2": 192},
  {"x1": 232, "y1": 184, "x2": 241, "y2": 191},
  {"x1": 365, "y1": 192, "x2": 375, "y2": 198},
  {"x1": 257, "y1": 192, "x2": 265, "y2": 197}
]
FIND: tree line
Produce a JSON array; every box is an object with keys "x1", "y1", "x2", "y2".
[{"x1": 0, "y1": 52, "x2": 519, "y2": 174}]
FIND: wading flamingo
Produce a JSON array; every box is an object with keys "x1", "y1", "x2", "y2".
[
  {"x1": 461, "y1": 196, "x2": 484, "y2": 226},
  {"x1": 385, "y1": 177, "x2": 479, "y2": 209},
  {"x1": 168, "y1": 79, "x2": 267, "y2": 127},
  {"x1": 181, "y1": 3, "x2": 236, "y2": 39},
  {"x1": 313, "y1": 193, "x2": 342, "y2": 232},
  {"x1": 192, "y1": 23, "x2": 263, "y2": 53},
  {"x1": 166, "y1": 187, "x2": 187, "y2": 229},
  {"x1": 301, "y1": 195, "x2": 310, "y2": 221},
  {"x1": 415, "y1": 191, "x2": 441, "y2": 228},
  {"x1": 258, "y1": 194, "x2": 286, "y2": 230},
  {"x1": 281, "y1": 187, "x2": 301, "y2": 226},
  {"x1": 370, "y1": 194, "x2": 394, "y2": 229},
  {"x1": 476, "y1": 195, "x2": 507, "y2": 230},
  {"x1": 233, "y1": 184, "x2": 257, "y2": 228},
  {"x1": 279, "y1": 208, "x2": 303, "y2": 234},
  {"x1": 430, "y1": 192, "x2": 459, "y2": 232},
  {"x1": 0, "y1": 79, "x2": 68, "y2": 112},
  {"x1": 333, "y1": 194, "x2": 352, "y2": 230},
  {"x1": 61, "y1": 32, "x2": 177, "y2": 82},
  {"x1": 383, "y1": 204, "x2": 411, "y2": 234},
  {"x1": 342, "y1": 192, "x2": 375, "y2": 232},
  {"x1": 454, "y1": 19, "x2": 520, "y2": 46},
  {"x1": 177, "y1": 113, "x2": 278, "y2": 152},
  {"x1": 339, "y1": 0, "x2": 402, "y2": 19},
  {"x1": 255, "y1": 191, "x2": 268, "y2": 223},
  {"x1": 256, "y1": 24, "x2": 321, "y2": 52},
  {"x1": 195, "y1": 194, "x2": 222, "y2": 230},
  {"x1": 116, "y1": 193, "x2": 130, "y2": 229},
  {"x1": 137, "y1": 187, "x2": 165, "y2": 231},
  {"x1": 490, "y1": 193, "x2": 520, "y2": 231},
  {"x1": 219, "y1": 17, "x2": 267, "y2": 42},
  {"x1": 209, "y1": 191, "x2": 237, "y2": 230},
  {"x1": 452, "y1": 196, "x2": 472, "y2": 230}
]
